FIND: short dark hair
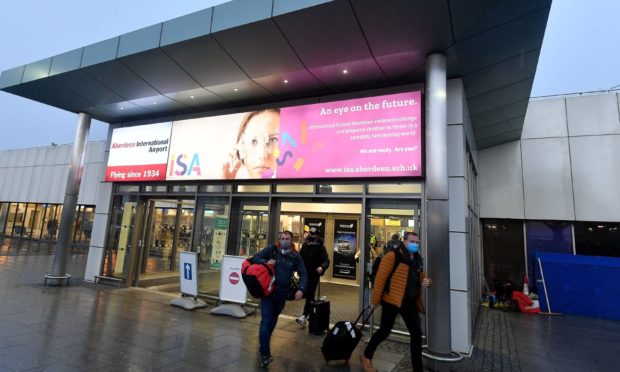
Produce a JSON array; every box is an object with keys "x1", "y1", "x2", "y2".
[
  {"x1": 403, "y1": 231, "x2": 418, "y2": 240},
  {"x1": 280, "y1": 230, "x2": 293, "y2": 238}
]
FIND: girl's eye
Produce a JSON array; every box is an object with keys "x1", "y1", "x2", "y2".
[
  {"x1": 269, "y1": 138, "x2": 278, "y2": 144},
  {"x1": 251, "y1": 139, "x2": 258, "y2": 146}
]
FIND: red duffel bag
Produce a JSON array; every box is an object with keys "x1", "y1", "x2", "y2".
[{"x1": 241, "y1": 258, "x2": 276, "y2": 299}]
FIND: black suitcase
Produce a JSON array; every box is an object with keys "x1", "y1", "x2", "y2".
[
  {"x1": 308, "y1": 300, "x2": 330, "y2": 335},
  {"x1": 321, "y1": 306, "x2": 374, "y2": 364}
]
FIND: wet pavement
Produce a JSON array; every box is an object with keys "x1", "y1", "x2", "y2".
[{"x1": 1, "y1": 238, "x2": 619, "y2": 371}]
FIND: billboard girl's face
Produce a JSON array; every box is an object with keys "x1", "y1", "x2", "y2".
[{"x1": 237, "y1": 110, "x2": 280, "y2": 178}]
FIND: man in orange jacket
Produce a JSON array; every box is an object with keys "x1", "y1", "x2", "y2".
[{"x1": 361, "y1": 231, "x2": 432, "y2": 372}]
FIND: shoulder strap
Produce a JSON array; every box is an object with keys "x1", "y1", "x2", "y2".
[{"x1": 383, "y1": 251, "x2": 402, "y2": 294}]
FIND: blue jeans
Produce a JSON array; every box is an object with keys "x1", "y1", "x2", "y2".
[{"x1": 259, "y1": 292, "x2": 287, "y2": 356}]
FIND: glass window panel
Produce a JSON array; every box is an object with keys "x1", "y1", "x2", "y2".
[
  {"x1": 236, "y1": 184, "x2": 270, "y2": 193},
  {"x1": 174, "y1": 200, "x2": 195, "y2": 270},
  {"x1": 143, "y1": 185, "x2": 168, "y2": 193},
  {"x1": 52, "y1": 205, "x2": 63, "y2": 241},
  {"x1": 574, "y1": 222, "x2": 620, "y2": 258},
  {"x1": 74, "y1": 206, "x2": 95, "y2": 245},
  {"x1": 116, "y1": 185, "x2": 140, "y2": 193},
  {"x1": 30, "y1": 204, "x2": 45, "y2": 240},
  {"x1": 3, "y1": 203, "x2": 17, "y2": 236},
  {"x1": 275, "y1": 184, "x2": 314, "y2": 193},
  {"x1": 12, "y1": 203, "x2": 27, "y2": 237},
  {"x1": 228, "y1": 199, "x2": 270, "y2": 258},
  {"x1": 195, "y1": 196, "x2": 230, "y2": 296},
  {"x1": 171, "y1": 185, "x2": 197, "y2": 193},
  {"x1": 525, "y1": 221, "x2": 573, "y2": 292},
  {"x1": 22, "y1": 204, "x2": 38, "y2": 239},
  {"x1": 200, "y1": 185, "x2": 232, "y2": 193},
  {"x1": 482, "y1": 219, "x2": 525, "y2": 290},
  {"x1": 367, "y1": 183, "x2": 421, "y2": 194},
  {"x1": 0, "y1": 203, "x2": 9, "y2": 236},
  {"x1": 318, "y1": 184, "x2": 363, "y2": 194},
  {"x1": 42, "y1": 205, "x2": 59, "y2": 241},
  {"x1": 103, "y1": 195, "x2": 138, "y2": 279}
]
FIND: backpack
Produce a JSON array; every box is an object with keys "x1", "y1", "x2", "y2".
[
  {"x1": 370, "y1": 241, "x2": 400, "y2": 287},
  {"x1": 241, "y1": 246, "x2": 278, "y2": 299},
  {"x1": 369, "y1": 251, "x2": 402, "y2": 291}
]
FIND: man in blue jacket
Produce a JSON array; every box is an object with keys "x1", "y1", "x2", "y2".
[{"x1": 251, "y1": 230, "x2": 307, "y2": 367}]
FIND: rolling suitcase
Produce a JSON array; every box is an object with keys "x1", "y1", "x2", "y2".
[
  {"x1": 321, "y1": 305, "x2": 375, "y2": 364},
  {"x1": 308, "y1": 281, "x2": 330, "y2": 335}
]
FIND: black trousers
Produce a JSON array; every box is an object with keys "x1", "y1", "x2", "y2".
[
  {"x1": 302, "y1": 273, "x2": 320, "y2": 316},
  {"x1": 364, "y1": 301, "x2": 423, "y2": 372}
]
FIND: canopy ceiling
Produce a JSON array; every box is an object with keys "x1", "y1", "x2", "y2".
[{"x1": 0, "y1": 0, "x2": 551, "y2": 149}]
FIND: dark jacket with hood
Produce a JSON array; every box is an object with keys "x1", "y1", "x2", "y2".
[
  {"x1": 299, "y1": 237, "x2": 330, "y2": 277},
  {"x1": 252, "y1": 243, "x2": 308, "y2": 296}
]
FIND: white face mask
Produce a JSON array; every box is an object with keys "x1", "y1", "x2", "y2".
[{"x1": 279, "y1": 239, "x2": 291, "y2": 255}]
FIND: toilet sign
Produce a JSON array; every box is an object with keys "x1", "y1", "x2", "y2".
[{"x1": 179, "y1": 252, "x2": 198, "y2": 296}]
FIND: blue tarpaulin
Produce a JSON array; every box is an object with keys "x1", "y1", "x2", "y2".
[{"x1": 535, "y1": 252, "x2": 620, "y2": 320}]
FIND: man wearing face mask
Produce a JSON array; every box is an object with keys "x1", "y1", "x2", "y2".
[
  {"x1": 361, "y1": 232, "x2": 432, "y2": 372},
  {"x1": 250, "y1": 230, "x2": 307, "y2": 367},
  {"x1": 297, "y1": 226, "x2": 330, "y2": 326}
]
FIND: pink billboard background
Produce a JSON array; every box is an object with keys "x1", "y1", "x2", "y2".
[{"x1": 277, "y1": 91, "x2": 422, "y2": 179}]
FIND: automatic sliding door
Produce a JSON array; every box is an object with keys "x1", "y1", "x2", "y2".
[
  {"x1": 365, "y1": 199, "x2": 421, "y2": 337},
  {"x1": 139, "y1": 198, "x2": 196, "y2": 276}
]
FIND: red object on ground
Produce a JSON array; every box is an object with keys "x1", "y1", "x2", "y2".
[{"x1": 512, "y1": 290, "x2": 541, "y2": 314}]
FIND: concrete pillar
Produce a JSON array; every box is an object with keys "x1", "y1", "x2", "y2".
[
  {"x1": 45, "y1": 112, "x2": 91, "y2": 285},
  {"x1": 424, "y1": 54, "x2": 452, "y2": 358}
]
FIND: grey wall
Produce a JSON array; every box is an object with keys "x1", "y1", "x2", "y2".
[
  {"x1": 479, "y1": 91, "x2": 620, "y2": 222},
  {"x1": 0, "y1": 142, "x2": 106, "y2": 205},
  {"x1": 445, "y1": 79, "x2": 480, "y2": 354}
]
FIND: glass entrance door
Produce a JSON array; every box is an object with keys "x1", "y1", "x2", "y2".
[
  {"x1": 365, "y1": 199, "x2": 422, "y2": 337},
  {"x1": 140, "y1": 199, "x2": 195, "y2": 275}
]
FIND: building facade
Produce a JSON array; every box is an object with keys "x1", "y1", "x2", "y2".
[
  {"x1": 0, "y1": 0, "x2": 553, "y2": 358},
  {"x1": 478, "y1": 90, "x2": 620, "y2": 291}
]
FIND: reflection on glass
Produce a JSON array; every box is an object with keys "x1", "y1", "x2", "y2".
[
  {"x1": 103, "y1": 195, "x2": 138, "y2": 280},
  {"x1": 142, "y1": 199, "x2": 195, "y2": 275},
  {"x1": 196, "y1": 197, "x2": 230, "y2": 296},
  {"x1": 42, "y1": 205, "x2": 59, "y2": 241},
  {"x1": 11, "y1": 203, "x2": 26, "y2": 237},
  {"x1": 30, "y1": 204, "x2": 44, "y2": 240},
  {"x1": 75, "y1": 207, "x2": 95, "y2": 245},
  {"x1": 174, "y1": 203, "x2": 195, "y2": 270},
  {"x1": 3, "y1": 204, "x2": 17, "y2": 236},
  {"x1": 21, "y1": 204, "x2": 38, "y2": 239},
  {"x1": 145, "y1": 201, "x2": 177, "y2": 273},
  {"x1": 239, "y1": 205, "x2": 269, "y2": 257},
  {"x1": 0, "y1": 203, "x2": 9, "y2": 235}
]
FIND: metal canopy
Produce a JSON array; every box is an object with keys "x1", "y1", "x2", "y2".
[{"x1": 0, "y1": 0, "x2": 551, "y2": 149}]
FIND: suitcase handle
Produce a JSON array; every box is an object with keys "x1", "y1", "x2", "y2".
[{"x1": 353, "y1": 305, "x2": 377, "y2": 329}]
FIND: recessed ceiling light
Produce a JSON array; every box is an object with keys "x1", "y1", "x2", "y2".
[
  {"x1": 190, "y1": 95, "x2": 195, "y2": 99},
  {"x1": 120, "y1": 107, "x2": 124, "y2": 110},
  {"x1": 283, "y1": 79, "x2": 289, "y2": 84},
  {"x1": 342, "y1": 69, "x2": 348, "y2": 74},
  {"x1": 153, "y1": 101, "x2": 157, "y2": 105},
  {"x1": 233, "y1": 88, "x2": 239, "y2": 92}
]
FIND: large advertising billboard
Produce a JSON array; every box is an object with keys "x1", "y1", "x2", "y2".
[
  {"x1": 106, "y1": 91, "x2": 422, "y2": 182},
  {"x1": 106, "y1": 122, "x2": 172, "y2": 182}
]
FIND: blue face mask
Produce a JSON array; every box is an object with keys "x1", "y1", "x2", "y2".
[{"x1": 406, "y1": 242, "x2": 419, "y2": 253}]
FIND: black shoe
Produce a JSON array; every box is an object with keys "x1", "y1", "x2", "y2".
[{"x1": 260, "y1": 355, "x2": 274, "y2": 368}]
